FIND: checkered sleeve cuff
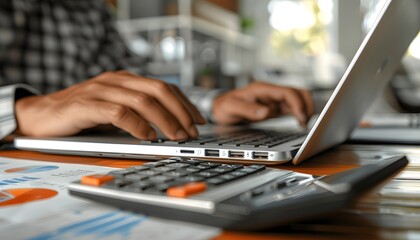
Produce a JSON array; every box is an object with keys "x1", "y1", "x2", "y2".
[
  {"x1": 183, "y1": 88, "x2": 226, "y2": 123},
  {"x1": 0, "y1": 84, "x2": 40, "y2": 141}
]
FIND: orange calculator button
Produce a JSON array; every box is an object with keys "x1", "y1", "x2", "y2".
[
  {"x1": 167, "y1": 182, "x2": 207, "y2": 198},
  {"x1": 81, "y1": 174, "x2": 114, "y2": 186}
]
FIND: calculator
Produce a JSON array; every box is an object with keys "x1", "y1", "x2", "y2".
[{"x1": 69, "y1": 156, "x2": 407, "y2": 230}]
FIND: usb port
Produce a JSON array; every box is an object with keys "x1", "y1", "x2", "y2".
[
  {"x1": 205, "y1": 149, "x2": 219, "y2": 157},
  {"x1": 253, "y1": 152, "x2": 269, "y2": 159},
  {"x1": 180, "y1": 149, "x2": 194, "y2": 154},
  {"x1": 229, "y1": 151, "x2": 244, "y2": 158}
]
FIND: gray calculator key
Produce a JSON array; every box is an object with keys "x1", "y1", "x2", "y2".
[
  {"x1": 153, "y1": 167, "x2": 176, "y2": 172},
  {"x1": 143, "y1": 162, "x2": 165, "y2": 167},
  {"x1": 166, "y1": 163, "x2": 190, "y2": 168},
  {"x1": 108, "y1": 169, "x2": 136, "y2": 178},
  {"x1": 178, "y1": 176, "x2": 205, "y2": 183},
  {"x1": 137, "y1": 170, "x2": 162, "y2": 176},
  {"x1": 103, "y1": 179, "x2": 132, "y2": 189},
  {"x1": 206, "y1": 178, "x2": 226, "y2": 185},
  {"x1": 157, "y1": 159, "x2": 179, "y2": 164},
  {"x1": 124, "y1": 182, "x2": 154, "y2": 192},
  {"x1": 163, "y1": 171, "x2": 188, "y2": 178},
  {"x1": 124, "y1": 174, "x2": 149, "y2": 181},
  {"x1": 196, "y1": 171, "x2": 220, "y2": 178},
  {"x1": 148, "y1": 175, "x2": 174, "y2": 183}
]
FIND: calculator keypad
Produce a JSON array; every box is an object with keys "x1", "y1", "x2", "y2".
[{"x1": 82, "y1": 158, "x2": 266, "y2": 197}]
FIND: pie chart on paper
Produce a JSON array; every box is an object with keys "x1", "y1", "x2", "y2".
[{"x1": 0, "y1": 188, "x2": 58, "y2": 207}]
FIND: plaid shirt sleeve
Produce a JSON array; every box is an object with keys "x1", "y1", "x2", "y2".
[
  {"x1": 0, "y1": 0, "x2": 148, "y2": 92},
  {"x1": 0, "y1": 0, "x2": 223, "y2": 141},
  {"x1": 0, "y1": 84, "x2": 39, "y2": 141}
]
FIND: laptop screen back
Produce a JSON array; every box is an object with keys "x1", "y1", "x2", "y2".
[{"x1": 294, "y1": 0, "x2": 420, "y2": 164}]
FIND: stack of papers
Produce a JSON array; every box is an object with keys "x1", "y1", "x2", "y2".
[{"x1": 0, "y1": 157, "x2": 220, "y2": 240}]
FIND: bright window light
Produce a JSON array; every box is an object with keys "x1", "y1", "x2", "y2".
[
  {"x1": 269, "y1": 1, "x2": 316, "y2": 31},
  {"x1": 267, "y1": 0, "x2": 331, "y2": 58},
  {"x1": 409, "y1": 33, "x2": 420, "y2": 60},
  {"x1": 317, "y1": 0, "x2": 333, "y2": 24}
]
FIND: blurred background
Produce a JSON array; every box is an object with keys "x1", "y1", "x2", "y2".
[{"x1": 107, "y1": 0, "x2": 420, "y2": 113}]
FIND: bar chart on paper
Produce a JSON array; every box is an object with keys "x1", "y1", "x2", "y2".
[
  {"x1": 1, "y1": 206, "x2": 219, "y2": 240},
  {"x1": 28, "y1": 210, "x2": 148, "y2": 240}
]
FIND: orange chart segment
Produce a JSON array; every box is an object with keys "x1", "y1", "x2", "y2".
[{"x1": 0, "y1": 188, "x2": 58, "y2": 207}]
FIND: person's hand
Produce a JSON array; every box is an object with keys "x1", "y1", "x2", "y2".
[
  {"x1": 15, "y1": 71, "x2": 206, "y2": 140},
  {"x1": 212, "y1": 81, "x2": 314, "y2": 126}
]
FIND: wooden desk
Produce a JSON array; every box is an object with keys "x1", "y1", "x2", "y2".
[{"x1": 0, "y1": 144, "x2": 418, "y2": 240}]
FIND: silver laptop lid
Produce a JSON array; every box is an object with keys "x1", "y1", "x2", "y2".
[{"x1": 294, "y1": 0, "x2": 420, "y2": 164}]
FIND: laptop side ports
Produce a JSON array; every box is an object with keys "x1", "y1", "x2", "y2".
[
  {"x1": 205, "y1": 149, "x2": 220, "y2": 157},
  {"x1": 180, "y1": 149, "x2": 195, "y2": 154},
  {"x1": 253, "y1": 152, "x2": 269, "y2": 160},
  {"x1": 229, "y1": 151, "x2": 244, "y2": 158}
]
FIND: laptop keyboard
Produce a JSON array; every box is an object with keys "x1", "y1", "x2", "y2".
[{"x1": 142, "y1": 129, "x2": 306, "y2": 148}]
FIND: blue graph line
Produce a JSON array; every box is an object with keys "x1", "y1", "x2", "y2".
[
  {"x1": 3, "y1": 180, "x2": 21, "y2": 184},
  {"x1": 21, "y1": 176, "x2": 40, "y2": 180},
  {"x1": 18, "y1": 166, "x2": 59, "y2": 173},
  {"x1": 55, "y1": 212, "x2": 118, "y2": 232},
  {"x1": 27, "y1": 211, "x2": 147, "y2": 240},
  {"x1": 13, "y1": 178, "x2": 30, "y2": 182},
  {"x1": 4, "y1": 166, "x2": 59, "y2": 174},
  {"x1": 77, "y1": 215, "x2": 133, "y2": 235},
  {"x1": 28, "y1": 212, "x2": 118, "y2": 240},
  {"x1": 99, "y1": 217, "x2": 147, "y2": 238}
]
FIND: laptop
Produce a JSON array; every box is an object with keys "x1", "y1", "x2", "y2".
[{"x1": 15, "y1": 0, "x2": 420, "y2": 165}]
